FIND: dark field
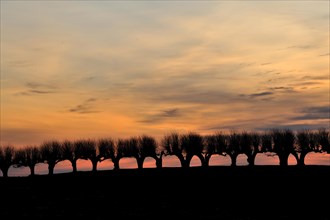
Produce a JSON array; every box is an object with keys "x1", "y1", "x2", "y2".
[{"x1": 0, "y1": 166, "x2": 329, "y2": 220}]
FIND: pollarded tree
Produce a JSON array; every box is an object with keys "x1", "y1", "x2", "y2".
[
  {"x1": 248, "y1": 132, "x2": 261, "y2": 166},
  {"x1": 40, "y1": 141, "x2": 63, "y2": 175},
  {"x1": 74, "y1": 139, "x2": 99, "y2": 172},
  {"x1": 138, "y1": 135, "x2": 160, "y2": 169},
  {"x1": 226, "y1": 131, "x2": 241, "y2": 166},
  {"x1": 0, "y1": 145, "x2": 15, "y2": 177},
  {"x1": 61, "y1": 140, "x2": 78, "y2": 173},
  {"x1": 204, "y1": 135, "x2": 216, "y2": 167},
  {"x1": 239, "y1": 131, "x2": 262, "y2": 166},
  {"x1": 98, "y1": 138, "x2": 116, "y2": 169},
  {"x1": 161, "y1": 132, "x2": 185, "y2": 168},
  {"x1": 180, "y1": 132, "x2": 205, "y2": 168},
  {"x1": 116, "y1": 137, "x2": 140, "y2": 169},
  {"x1": 296, "y1": 130, "x2": 318, "y2": 166},
  {"x1": 204, "y1": 132, "x2": 227, "y2": 167},
  {"x1": 317, "y1": 128, "x2": 330, "y2": 153},
  {"x1": 260, "y1": 132, "x2": 273, "y2": 153},
  {"x1": 239, "y1": 131, "x2": 254, "y2": 166},
  {"x1": 271, "y1": 129, "x2": 298, "y2": 166},
  {"x1": 259, "y1": 132, "x2": 277, "y2": 163},
  {"x1": 14, "y1": 146, "x2": 40, "y2": 176}
]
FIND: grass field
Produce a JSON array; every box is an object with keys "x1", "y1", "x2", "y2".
[{"x1": 0, "y1": 166, "x2": 329, "y2": 220}]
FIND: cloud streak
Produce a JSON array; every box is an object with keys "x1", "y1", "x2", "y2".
[
  {"x1": 292, "y1": 106, "x2": 330, "y2": 121},
  {"x1": 139, "y1": 108, "x2": 181, "y2": 124},
  {"x1": 249, "y1": 92, "x2": 273, "y2": 98},
  {"x1": 15, "y1": 81, "x2": 57, "y2": 95},
  {"x1": 68, "y1": 98, "x2": 100, "y2": 114},
  {"x1": 239, "y1": 91, "x2": 274, "y2": 99}
]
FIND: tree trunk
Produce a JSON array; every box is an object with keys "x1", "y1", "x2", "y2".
[
  {"x1": 29, "y1": 165, "x2": 35, "y2": 176},
  {"x1": 204, "y1": 154, "x2": 212, "y2": 167},
  {"x1": 1, "y1": 167, "x2": 9, "y2": 178},
  {"x1": 247, "y1": 153, "x2": 257, "y2": 166},
  {"x1": 48, "y1": 163, "x2": 55, "y2": 175},
  {"x1": 72, "y1": 160, "x2": 77, "y2": 173},
  {"x1": 196, "y1": 153, "x2": 205, "y2": 167},
  {"x1": 156, "y1": 158, "x2": 162, "y2": 169},
  {"x1": 298, "y1": 152, "x2": 307, "y2": 166},
  {"x1": 92, "y1": 160, "x2": 98, "y2": 172},
  {"x1": 113, "y1": 158, "x2": 120, "y2": 170},
  {"x1": 176, "y1": 154, "x2": 185, "y2": 168},
  {"x1": 185, "y1": 154, "x2": 193, "y2": 168},
  {"x1": 137, "y1": 157, "x2": 144, "y2": 169},
  {"x1": 230, "y1": 154, "x2": 237, "y2": 167},
  {"x1": 291, "y1": 152, "x2": 299, "y2": 165},
  {"x1": 279, "y1": 154, "x2": 289, "y2": 166}
]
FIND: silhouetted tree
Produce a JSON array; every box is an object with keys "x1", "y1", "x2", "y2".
[
  {"x1": 61, "y1": 140, "x2": 78, "y2": 173},
  {"x1": 3, "y1": 128, "x2": 328, "y2": 176},
  {"x1": 74, "y1": 139, "x2": 98, "y2": 172},
  {"x1": 296, "y1": 130, "x2": 318, "y2": 166},
  {"x1": 204, "y1": 135, "x2": 216, "y2": 167},
  {"x1": 271, "y1": 129, "x2": 298, "y2": 166},
  {"x1": 237, "y1": 131, "x2": 262, "y2": 166},
  {"x1": 249, "y1": 132, "x2": 261, "y2": 166},
  {"x1": 116, "y1": 137, "x2": 140, "y2": 169},
  {"x1": 98, "y1": 138, "x2": 116, "y2": 169},
  {"x1": 180, "y1": 132, "x2": 205, "y2": 167},
  {"x1": 239, "y1": 131, "x2": 254, "y2": 166},
  {"x1": 226, "y1": 131, "x2": 241, "y2": 166},
  {"x1": 138, "y1": 135, "x2": 160, "y2": 169},
  {"x1": 204, "y1": 132, "x2": 227, "y2": 166},
  {"x1": 161, "y1": 132, "x2": 185, "y2": 168},
  {"x1": 260, "y1": 132, "x2": 273, "y2": 153},
  {"x1": 317, "y1": 128, "x2": 330, "y2": 153},
  {"x1": 251, "y1": 132, "x2": 275, "y2": 164},
  {"x1": 40, "y1": 141, "x2": 62, "y2": 175},
  {"x1": 14, "y1": 146, "x2": 40, "y2": 176},
  {"x1": 0, "y1": 146, "x2": 15, "y2": 177}
]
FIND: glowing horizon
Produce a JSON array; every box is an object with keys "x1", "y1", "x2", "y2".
[{"x1": 1, "y1": 1, "x2": 329, "y2": 147}]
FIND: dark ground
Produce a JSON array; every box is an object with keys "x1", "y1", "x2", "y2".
[{"x1": 0, "y1": 166, "x2": 329, "y2": 220}]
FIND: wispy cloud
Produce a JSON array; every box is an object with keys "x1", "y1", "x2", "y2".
[
  {"x1": 240, "y1": 91, "x2": 273, "y2": 99},
  {"x1": 204, "y1": 114, "x2": 328, "y2": 132},
  {"x1": 15, "y1": 81, "x2": 57, "y2": 96},
  {"x1": 69, "y1": 98, "x2": 100, "y2": 114},
  {"x1": 291, "y1": 106, "x2": 329, "y2": 121},
  {"x1": 139, "y1": 108, "x2": 181, "y2": 124},
  {"x1": 289, "y1": 81, "x2": 323, "y2": 87},
  {"x1": 269, "y1": 86, "x2": 294, "y2": 91},
  {"x1": 300, "y1": 75, "x2": 328, "y2": 80},
  {"x1": 256, "y1": 123, "x2": 328, "y2": 131},
  {"x1": 25, "y1": 81, "x2": 57, "y2": 89},
  {"x1": 249, "y1": 91, "x2": 273, "y2": 98},
  {"x1": 286, "y1": 45, "x2": 312, "y2": 50},
  {"x1": 29, "y1": 90, "x2": 55, "y2": 94}
]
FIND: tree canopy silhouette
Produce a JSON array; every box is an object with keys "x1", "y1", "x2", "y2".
[
  {"x1": 0, "y1": 146, "x2": 15, "y2": 177},
  {"x1": 14, "y1": 146, "x2": 40, "y2": 176},
  {"x1": 1, "y1": 127, "x2": 329, "y2": 177},
  {"x1": 40, "y1": 141, "x2": 62, "y2": 175}
]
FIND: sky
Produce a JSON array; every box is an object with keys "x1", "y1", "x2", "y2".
[{"x1": 1, "y1": 0, "x2": 329, "y2": 148}]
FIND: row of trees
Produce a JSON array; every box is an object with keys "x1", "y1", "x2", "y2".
[{"x1": 0, "y1": 128, "x2": 329, "y2": 177}]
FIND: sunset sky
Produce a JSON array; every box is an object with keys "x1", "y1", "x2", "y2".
[{"x1": 1, "y1": 1, "x2": 329, "y2": 147}]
